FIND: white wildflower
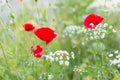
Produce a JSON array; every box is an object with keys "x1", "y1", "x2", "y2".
[
  {"x1": 55, "y1": 57, "x2": 59, "y2": 61},
  {"x1": 112, "y1": 29, "x2": 116, "y2": 33},
  {"x1": 71, "y1": 52, "x2": 75, "y2": 59},
  {"x1": 101, "y1": 33, "x2": 105, "y2": 39},
  {"x1": 82, "y1": 42, "x2": 85, "y2": 46},
  {"x1": 65, "y1": 61, "x2": 69, "y2": 66},
  {"x1": 59, "y1": 56, "x2": 63, "y2": 60},
  {"x1": 59, "y1": 60, "x2": 64, "y2": 65},
  {"x1": 117, "y1": 64, "x2": 120, "y2": 68},
  {"x1": 66, "y1": 56, "x2": 70, "y2": 60},
  {"x1": 63, "y1": 25, "x2": 81, "y2": 37},
  {"x1": 109, "y1": 54, "x2": 113, "y2": 57},
  {"x1": 114, "y1": 50, "x2": 119, "y2": 54},
  {"x1": 116, "y1": 54, "x2": 120, "y2": 58},
  {"x1": 48, "y1": 74, "x2": 54, "y2": 80}
]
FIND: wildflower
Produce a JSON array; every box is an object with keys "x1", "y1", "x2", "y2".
[
  {"x1": 65, "y1": 61, "x2": 69, "y2": 66},
  {"x1": 71, "y1": 52, "x2": 75, "y2": 59},
  {"x1": 114, "y1": 50, "x2": 119, "y2": 54},
  {"x1": 59, "y1": 60, "x2": 64, "y2": 65},
  {"x1": 63, "y1": 25, "x2": 81, "y2": 37},
  {"x1": 84, "y1": 14, "x2": 104, "y2": 30},
  {"x1": 23, "y1": 23, "x2": 35, "y2": 31},
  {"x1": 108, "y1": 54, "x2": 113, "y2": 57},
  {"x1": 30, "y1": 45, "x2": 43, "y2": 58},
  {"x1": 112, "y1": 29, "x2": 116, "y2": 33},
  {"x1": 34, "y1": 27, "x2": 57, "y2": 44},
  {"x1": 48, "y1": 74, "x2": 54, "y2": 80}
]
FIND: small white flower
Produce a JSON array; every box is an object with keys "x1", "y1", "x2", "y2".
[
  {"x1": 82, "y1": 42, "x2": 85, "y2": 46},
  {"x1": 114, "y1": 50, "x2": 119, "y2": 54},
  {"x1": 59, "y1": 56, "x2": 63, "y2": 60},
  {"x1": 116, "y1": 54, "x2": 120, "y2": 58},
  {"x1": 64, "y1": 51, "x2": 69, "y2": 55},
  {"x1": 111, "y1": 59, "x2": 119, "y2": 65},
  {"x1": 59, "y1": 60, "x2": 64, "y2": 65},
  {"x1": 117, "y1": 64, "x2": 120, "y2": 68},
  {"x1": 108, "y1": 54, "x2": 113, "y2": 57},
  {"x1": 90, "y1": 36, "x2": 93, "y2": 40},
  {"x1": 65, "y1": 61, "x2": 69, "y2": 66},
  {"x1": 71, "y1": 52, "x2": 75, "y2": 59},
  {"x1": 66, "y1": 56, "x2": 70, "y2": 60},
  {"x1": 48, "y1": 74, "x2": 53, "y2": 80},
  {"x1": 49, "y1": 57, "x2": 54, "y2": 62},
  {"x1": 55, "y1": 57, "x2": 59, "y2": 61},
  {"x1": 112, "y1": 29, "x2": 116, "y2": 33},
  {"x1": 101, "y1": 33, "x2": 105, "y2": 39}
]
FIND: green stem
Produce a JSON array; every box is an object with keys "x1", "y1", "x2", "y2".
[
  {"x1": 0, "y1": 42, "x2": 9, "y2": 69},
  {"x1": 35, "y1": 1, "x2": 41, "y2": 26}
]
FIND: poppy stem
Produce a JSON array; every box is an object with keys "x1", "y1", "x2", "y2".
[{"x1": 35, "y1": 1, "x2": 41, "y2": 26}]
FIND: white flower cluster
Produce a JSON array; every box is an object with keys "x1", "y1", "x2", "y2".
[
  {"x1": 86, "y1": 0, "x2": 120, "y2": 14},
  {"x1": 84, "y1": 23, "x2": 115, "y2": 41},
  {"x1": 62, "y1": 25, "x2": 81, "y2": 37},
  {"x1": 43, "y1": 50, "x2": 75, "y2": 66},
  {"x1": 109, "y1": 50, "x2": 120, "y2": 68}
]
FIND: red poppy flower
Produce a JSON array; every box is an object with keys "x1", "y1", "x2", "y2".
[
  {"x1": 30, "y1": 45, "x2": 43, "y2": 58},
  {"x1": 34, "y1": 27, "x2": 57, "y2": 44},
  {"x1": 23, "y1": 23, "x2": 35, "y2": 31},
  {"x1": 84, "y1": 14, "x2": 104, "y2": 30}
]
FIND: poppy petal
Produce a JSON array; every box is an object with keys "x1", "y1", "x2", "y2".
[
  {"x1": 23, "y1": 23, "x2": 35, "y2": 31},
  {"x1": 84, "y1": 14, "x2": 104, "y2": 30},
  {"x1": 33, "y1": 53, "x2": 42, "y2": 58},
  {"x1": 34, "y1": 27, "x2": 57, "y2": 44}
]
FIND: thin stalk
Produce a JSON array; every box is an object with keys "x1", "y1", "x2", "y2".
[
  {"x1": 0, "y1": 42, "x2": 9, "y2": 69},
  {"x1": 35, "y1": 1, "x2": 41, "y2": 26}
]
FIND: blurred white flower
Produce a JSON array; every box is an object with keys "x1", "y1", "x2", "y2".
[
  {"x1": 114, "y1": 50, "x2": 119, "y2": 54},
  {"x1": 59, "y1": 60, "x2": 64, "y2": 65},
  {"x1": 48, "y1": 74, "x2": 54, "y2": 80},
  {"x1": 55, "y1": 57, "x2": 59, "y2": 61},
  {"x1": 44, "y1": 50, "x2": 75, "y2": 66},
  {"x1": 63, "y1": 25, "x2": 81, "y2": 37},
  {"x1": 117, "y1": 64, "x2": 120, "y2": 68},
  {"x1": 109, "y1": 54, "x2": 113, "y2": 57},
  {"x1": 71, "y1": 52, "x2": 75, "y2": 59},
  {"x1": 112, "y1": 29, "x2": 116, "y2": 33},
  {"x1": 109, "y1": 50, "x2": 120, "y2": 68},
  {"x1": 66, "y1": 56, "x2": 70, "y2": 60},
  {"x1": 65, "y1": 61, "x2": 69, "y2": 66}
]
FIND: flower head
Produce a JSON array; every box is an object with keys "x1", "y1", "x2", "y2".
[
  {"x1": 30, "y1": 45, "x2": 43, "y2": 58},
  {"x1": 34, "y1": 27, "x2": 57, "y2": 44},
  {"x1": 84, "y1": 14, "x2": 104, "y2": 30},
  {"x1": 23, "y1": 23, "x2": 35, "y2": 31}
]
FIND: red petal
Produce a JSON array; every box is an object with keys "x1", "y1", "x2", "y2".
[
  {"x1": 23, "y1": 23, "x2": 35, "y2": 31},
  {"x1": 84, "y1": 14, "x2": 104, "y2": 30},
  {"x1": 46, "y1": 32, "x2": 57, "y2": 44},
  {"x1": 33, "y1": 45, "x2": 43, "y2": 53},
  {"x1": 34, "y1": 27, "x2": 57, "y2": 44},
  {"x1": 33, "y1": 53, "x2": 42, "y2": 58}
]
